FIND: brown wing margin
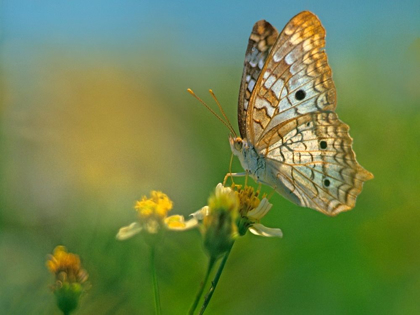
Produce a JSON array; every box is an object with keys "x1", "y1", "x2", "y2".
[{"x1": 238, "y1": 20, "x2": 278, "y2": 139}]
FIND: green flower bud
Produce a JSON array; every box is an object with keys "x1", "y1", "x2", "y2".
[
  {"x1": 54, "y1": 282, "x2": 83, "y2": 314},
  {"x1": 202, "y1": 185, "x2": 239, "y2": 259}
]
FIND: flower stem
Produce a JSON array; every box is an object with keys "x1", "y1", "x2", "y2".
[
  {"x1": 150, "y1": 245, "x2": 161, "y2": 315},
  {"x1": 198, "y1": 242, "x2": 234, "y2": 315},
  {"x1": 188, "y1": 256, "x2": 216, "y2": 315}
]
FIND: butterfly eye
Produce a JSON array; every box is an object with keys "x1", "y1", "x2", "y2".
[
  {"x1": 323, "y1": 179, "x2": 331, "y2": 187},
  {"x1": 234, "y1": 138, "x2": 243, "y2": 151},
  {"x1": 295, "y1": 89, "x2": 306, "y2": 101},
  {"x1": 319, "y1": 140, "x2": 327, "y2": 150}
]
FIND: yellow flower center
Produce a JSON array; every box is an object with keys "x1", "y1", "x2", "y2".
[
  {"x1": 135, "y1": 191, "x2": 173, "y2": 219},
  {"x1": 233, "y1": 185, "x2": 262, "y2": 217},
  {"x1": 133, "y1": 191, "x2": 174, "y2": 235}
]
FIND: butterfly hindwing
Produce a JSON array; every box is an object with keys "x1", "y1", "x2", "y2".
[
  {"x1": 259, "y1": 112, "x2": 373, "y2": 215},
  {"x1": 238, "y1": 20, "x2": 278, "y2": 139}
]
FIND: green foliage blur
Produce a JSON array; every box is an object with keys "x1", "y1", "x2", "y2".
[{"x1": 1, "y1": 4, "x2": 420, "y2": 315}]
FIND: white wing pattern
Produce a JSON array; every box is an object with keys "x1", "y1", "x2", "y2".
[{"x1": 236, "y1": 11, "x2": 373, "y2": 216}]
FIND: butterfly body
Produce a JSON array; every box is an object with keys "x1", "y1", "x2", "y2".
[
  {"x1": 230, "y1": 137, "x2": 266, "y2": 182},
  {"x1": 230, "y1": 136, "x2": 303, "y2": 206},
  {"x1": 232, "y1": 11, "x2": 373, "y2": 216}
]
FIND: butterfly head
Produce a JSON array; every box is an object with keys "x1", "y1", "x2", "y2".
[
  {"x1": 229, "y1": 135, "x2": 249, "y2": 156},
  {"x1": 229, "y1": 135, "x2": 263, "y2": 179}
]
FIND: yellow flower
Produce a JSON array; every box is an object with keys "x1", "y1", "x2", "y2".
[
  {"x1": 135, "y1": 191, "x2": 173, "y2": 219},
  {"x1": 116, "y1": 190, "x2": 198, "y2": 241},
  {"x1": 192, "y1": 183, "x2": 283, "y2": 238},
  {"x1": 47, "y1": 246, "x2": 88, "y2": 314},
  {"x1": 234, "y1": 184, "x2": 283, "y2": 237},
  {"x1": 47, "y1": 246, "x2": 88, "y2": 284}
]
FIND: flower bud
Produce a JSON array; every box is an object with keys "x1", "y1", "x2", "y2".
[
  {"x1": 202, "y1": 184, "x2": 239, "y2": 259},
  {"x1": 47, "y1": 246, "x2": 88, "y2": 314}
]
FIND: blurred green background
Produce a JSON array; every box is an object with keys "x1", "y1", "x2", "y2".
[{"x1": 1, "y1": 0, "x2": 419, "y2": 314}]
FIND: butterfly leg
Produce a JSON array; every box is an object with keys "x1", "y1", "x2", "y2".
[{"x1": 223, "y1": 172, "x2": 247, "y2": 186}]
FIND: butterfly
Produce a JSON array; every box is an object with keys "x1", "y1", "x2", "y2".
[{"x1": 228, "y1": 11, "x2": 373, "y2": 216}]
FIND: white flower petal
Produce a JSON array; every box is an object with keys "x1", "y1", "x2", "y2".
[
  {"x1": 249, "y1": 223, "x2": 283, "y2": 238},
  {"x1": 165, "y1": 215, "x2": 199, "y2": 231},
  {"x1": 190, "y1": 206, "x2": 209, "y2": 221},
  {"x1": 247, "y1": 198, "x2": 273, "y2": 220},
  {"x1": 116, "y1": 222, "x2": 142, "y2": 240},
  {"x1": 183, "y1": 217, "x2": 199, "y2": 229},
  {"x1": 215, "y1": 183, "x2": 232, "y2": 197}
]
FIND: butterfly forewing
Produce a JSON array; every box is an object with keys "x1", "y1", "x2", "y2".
[
  {"x1": 238, "y1": 20, "x2": 278, "y2": 139},
  {"x1": 246, "y1": 11, "x2": 336, "y2": 144},
  {"x1": 237, "y1": 11, "x2": 373, "y2": 215}
]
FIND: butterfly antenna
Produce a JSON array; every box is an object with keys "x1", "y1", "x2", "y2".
[
  {"x1": 187, "y1": 89, "x2": 235, "y2": 135},
  {"x1": 208, "y1": 89, "x2": 237, "y2": 137}
]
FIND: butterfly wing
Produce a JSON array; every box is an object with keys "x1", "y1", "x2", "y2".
[
  {"x1": 260, "y1": 112, "x2": 373, "y2": 215},
  {"x1": 246, "y1": 11, "x2": 335, "y2": 143},
  {"x1": 240, "y1": 11, "x2": 372, "y2": 215},
  {"x1": 238, "y1": 20, "x2": 278, "y2": 139}
]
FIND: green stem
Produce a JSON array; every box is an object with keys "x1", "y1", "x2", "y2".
[
  {"x1": 150, "y1": 246, "x2": 161, "y2": 315},
  {"x1": 188, "y1": 256, "x2": 216, "y2": 315},
  {"x1": 198, "y1": 242, "x2": 234, "y2": 315}
]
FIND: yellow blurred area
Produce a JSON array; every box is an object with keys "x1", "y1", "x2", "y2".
[{"x1": 2, "y1": 55, "x2": 207, "y2": 222}]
